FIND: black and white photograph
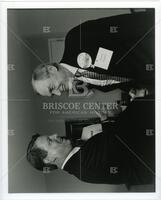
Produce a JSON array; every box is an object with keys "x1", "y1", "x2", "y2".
[{"x1": 1, "y1": 1, "x2": 161, "y2": 199}]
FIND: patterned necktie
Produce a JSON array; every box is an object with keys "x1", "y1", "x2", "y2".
[{"x1": 75, "y1": 69, "x2": 132, "y2": 84}]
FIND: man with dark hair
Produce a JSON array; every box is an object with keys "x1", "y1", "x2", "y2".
[
  {"x1": 27, "y1": 96, "x2": 155, "y2": 189},
  {"x1": 32, "y1": 10, "x2": 154, "y2": 98},
  {"x1": 27, "y1": 134, "x2": 72, "y2": 171},
  {"x1": 27, "y1": 134, "x2": 58, "y2": 171}
]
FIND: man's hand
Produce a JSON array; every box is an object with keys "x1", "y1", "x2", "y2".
[
  {"x1": 129, "y1": 88, "x2": 148, "y2": 101},
  {"x1": 94, "y1": 109, "x2": 108, "y2": 121}
]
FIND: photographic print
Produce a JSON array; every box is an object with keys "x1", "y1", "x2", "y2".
[{"x1": 5, "y1": 6, "x2": 157, "y2": 196}]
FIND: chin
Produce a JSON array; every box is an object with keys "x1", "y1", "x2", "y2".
[{"x1": 64, "y1": 139, "x2": 71, "y2": 146}]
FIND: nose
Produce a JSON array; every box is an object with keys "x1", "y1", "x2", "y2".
[{"x1": 49, "y1": 134, "x2": 58, "y2": 140}]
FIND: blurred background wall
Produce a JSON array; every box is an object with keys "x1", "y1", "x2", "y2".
[
  {"x1": 8, "y1": 16, "x2": 47, "y2": 192},
  {"x1": 8, "y1": 9, "x2": 131, "y2": 193}
]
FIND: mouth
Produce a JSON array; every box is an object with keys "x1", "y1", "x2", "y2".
[
  {"x1": 62, "y1": 84, "x2": 66, "y2": 91},
  {"x1": 54, "y1": 136, "x2": 70, "y2": 145},
  {"x1": 56, "y1": 136, "x2": 66, "y2": 144},
  {"x1": 59, "y1": 84, "x2": 66, "y2": 92},
  {"x1": 60, "y1": 137, "x2": 70, "y2": 145},
  {"x1": 57, "y1": 137, "x2": 63, "y2": 143}
]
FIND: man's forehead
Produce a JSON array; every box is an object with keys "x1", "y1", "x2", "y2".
[{"x1": 35, "y1": 136, "x2": 47, "y2": 147}]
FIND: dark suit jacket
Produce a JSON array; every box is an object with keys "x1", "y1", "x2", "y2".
[
  {"x1": 63, "y1": 96, "x2": 155, "y2": 188},
  {"x1": 61, "y1": 10, "x2": 155, "y2": 93}
]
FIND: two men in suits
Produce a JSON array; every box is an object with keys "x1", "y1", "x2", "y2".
[
  {"x1": 27, "y1": 95, "x2": 155, "y2": 188},
  {"x1": 28, "y1": 10, "x2": 155, "y2": 189},
  {"x1": 32, "y1": 10, "x2": 154, "y2": 98}
]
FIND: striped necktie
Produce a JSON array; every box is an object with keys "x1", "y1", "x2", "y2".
[{"x1": 75, "y1": 69, "x2": 132, "y2": 83}]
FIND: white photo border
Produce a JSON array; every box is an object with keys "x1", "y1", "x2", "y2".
[{"x1": 1, "y1": 1, "x2": 161, "y2": 200}]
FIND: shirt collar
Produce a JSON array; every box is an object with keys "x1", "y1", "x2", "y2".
[
  {"x1": 60, "y1": 63, "x2": 78, "y2": 75},
  {"x1": 61, "y1": 147, "x2": 80, "y2": 169}
]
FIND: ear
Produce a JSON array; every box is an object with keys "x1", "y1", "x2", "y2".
[{"x1": 47, "y1": 65, "x2": 57, "y2": 74}]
